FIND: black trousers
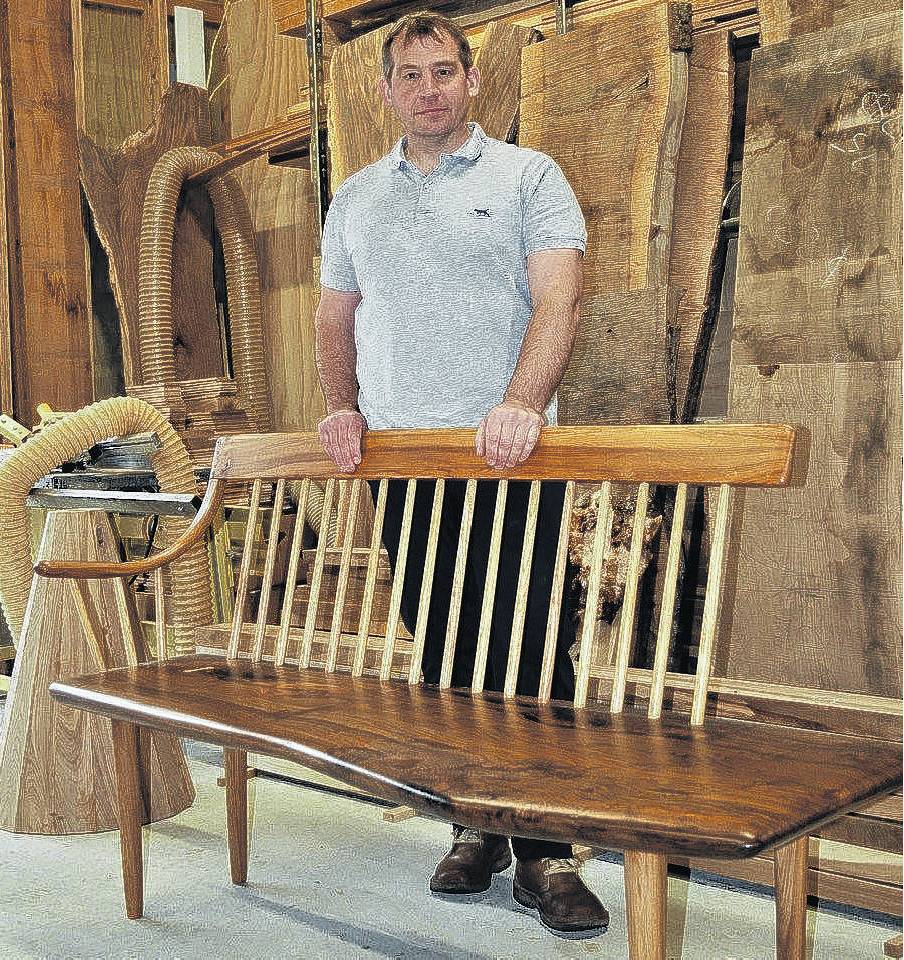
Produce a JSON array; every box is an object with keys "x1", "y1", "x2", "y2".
[{"x1": 368, "y1": 478, "x2": 576, "y2": 860}]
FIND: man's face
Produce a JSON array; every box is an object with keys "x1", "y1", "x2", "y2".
[{"x1": 379, "y1": 30, "x2": 479, "y2": 139}]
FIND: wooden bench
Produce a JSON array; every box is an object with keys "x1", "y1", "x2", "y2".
[{"x1": 40, "y1": 426, "x2": 902, "y2": 959}]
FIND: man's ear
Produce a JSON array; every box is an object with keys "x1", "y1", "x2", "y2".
[
  {"x1": 378, "y1": 75, "x2": 392, "y2": 106},
  {"x1": 467, "y1": 66, "x2": 480, "y2": 98}
]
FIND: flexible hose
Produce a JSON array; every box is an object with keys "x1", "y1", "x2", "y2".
[
  {"x1": 289, "y1": 480, "x2": 335, "y2": 544},
  {"x1": 0, "y1": 396, "x2": 213, "y2": 654},
  {"x1": 138, "y1": 146, "x2": 270, "y2": 429}
]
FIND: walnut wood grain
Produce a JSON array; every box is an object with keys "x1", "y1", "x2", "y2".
[
  {"x1": 49, "y1": 655, "x2": 902, "y2": 858},
  {"x1": 210, "y1": 425, "x2": 797, "y2": 486}
]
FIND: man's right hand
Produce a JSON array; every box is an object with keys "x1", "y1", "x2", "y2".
[{"x1": 318, "y1": 409, "x2": 367, "y2": 472}]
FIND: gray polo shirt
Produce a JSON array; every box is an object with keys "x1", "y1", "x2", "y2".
[{"x1": 319, "y1": 121, "x2": 586, "y2": 429}]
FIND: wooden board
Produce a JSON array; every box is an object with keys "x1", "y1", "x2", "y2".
[
  {"x1": 3, "y1": 0, "x2": 93, "y2": 423},
  {"x1": 224, "y1": 0, "x2": 323, "y2": 432},
  {"x1": 559, "y1": 288, "x2": 678, "y2": 426},
  {"x1": 326, "y1": 23, "x2": 396, "y2": 192},
  {"x1": 519, "y1": 2, "x2": 684, "y2": 299},
  {"x1": 78, "y1": 84, "x2": 222, "y2": 387},
  {"x1": 669, "y1": 29, "x2": 733, "y2": 418},
  {"x1": 759, "y1": 0, "x2": 900, "y2": 45},
  {"x1": 0, "y1": 511, "x2": 193, "y2": 833},
  {"x1": 722, "y1": 362, "x2": 902, "y2": 699},
  {"x1": 731, "y1": 13, "x2": 902, "y2": 367},
  {"x1": 686, "y1": 846, "x2": 902, "y2": 917},
  {"x1": 327, "y1": 20, "x2": 534, "y2": 192},
  {"x1": 49, "y1": 653, "x2": 902, "y2": 857},
  {"x1": 0, "y1": 13, "x2": 12, "y2": 418},
  {"x1": 210, "y1": 424, "x2": 797, "y2": 486},
  {"x1": 275, "y1": 0, "x2": 757, "y2": 39},
  {"x1": 81, "y1": 4, "x2": 154, "y2": 153}
]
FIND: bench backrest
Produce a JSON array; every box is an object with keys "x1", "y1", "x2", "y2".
[{"x1": 205, "y1": 424, "x2": 796, "y2": 726}]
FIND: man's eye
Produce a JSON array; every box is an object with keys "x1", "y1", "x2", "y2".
[{"x1": 403, "y1": 73, "x2": 418, "y2": 81}]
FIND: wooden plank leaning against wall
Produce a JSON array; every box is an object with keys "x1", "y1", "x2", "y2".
[
  {"x1": 0, "y1": 0, "x2": 93, "y2": 426},
  {"x1": 721, "y1": 10, "x2": 902, "y2": 701},
  {"x1": 211, "y1": 0, "x2": 322, "y2": 434}
]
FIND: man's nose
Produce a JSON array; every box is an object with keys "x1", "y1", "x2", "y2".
[{"x1": 418, "y1": 73, "x2": 440, "y2": 96}]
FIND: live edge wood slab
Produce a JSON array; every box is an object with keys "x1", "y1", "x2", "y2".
[{"x1": 50, "y1": 655, "x2": 901, "y2": 859}]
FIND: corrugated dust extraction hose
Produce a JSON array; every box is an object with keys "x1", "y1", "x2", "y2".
[
  {"x1": 0, "y1": 396, "x2": 213, "y2": 654},
  {"x1": 138, "y1": 145, "x2": 270, "y2": 429}
]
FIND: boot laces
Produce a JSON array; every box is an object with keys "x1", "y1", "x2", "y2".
[
  {"x1": 452, "y1": 825, "x2": 482, "y2": 843},
  {"x1": 544, "y1": 857, "x2": 581, "y2": 875}
]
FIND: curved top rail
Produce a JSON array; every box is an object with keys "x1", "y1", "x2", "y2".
[{"x1": 211, "y1": 424, "x2": 798, "y2": 486}]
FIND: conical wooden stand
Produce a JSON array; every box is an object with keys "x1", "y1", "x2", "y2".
[{"x1": 0, "y1": 510, "x2": 195, "y2": 834}]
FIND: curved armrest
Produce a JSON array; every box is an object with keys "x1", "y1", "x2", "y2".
[{"x1": 34, "y1": 480, "x2": 225, "y2": 580}]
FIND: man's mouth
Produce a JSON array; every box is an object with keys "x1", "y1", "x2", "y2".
[{"x1": 418, "y1": 107, "x2": 447, "y2": 115}]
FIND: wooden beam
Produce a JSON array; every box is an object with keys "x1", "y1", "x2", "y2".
[
  {"x1": 226, "y1": 0, "x2": 322, "y2": 432},
  {"x1": 0, "y1": 3, "x2": 13, "y2": 416},
  {"x1": 184, "y1": 113, "x2": 312, "y2": 187},
  {"x1": 83, "y1": 0, "x2": 224, "y2": 24},
  {"x1": 2, "y1": 0, "x2": 93, "y2": 424}
]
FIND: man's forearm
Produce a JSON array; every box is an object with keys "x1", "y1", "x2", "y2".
[
  {"x1": 315, "y1": 314, "x2": 359, "y2": 414},
  {"x1": 504, "y1": 300, "x2": 579, "y2": 416}
]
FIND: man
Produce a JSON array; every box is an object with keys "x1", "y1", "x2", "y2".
[{"x1": 314, "y1": 11, "x2": 608, "y2": 934}]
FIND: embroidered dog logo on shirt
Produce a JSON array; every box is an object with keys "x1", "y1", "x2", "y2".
[{"x1": 470, "y1": 207, "x2": 492, "y2": 218}]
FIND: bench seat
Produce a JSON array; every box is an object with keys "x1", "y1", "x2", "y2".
[{"x1": 50, "y1": 653, "x2": 901, "y2": 860}]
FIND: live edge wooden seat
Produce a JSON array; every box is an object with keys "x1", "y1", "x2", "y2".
[{"x1": 41, "y1": 426, "x2": 902, "y2": 960}]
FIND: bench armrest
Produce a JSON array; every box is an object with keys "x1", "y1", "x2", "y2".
[{"x1": 34, "y1": 479, "x2": 225, "y2": 580}]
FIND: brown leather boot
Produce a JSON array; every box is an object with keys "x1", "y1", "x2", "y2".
[
  {"x1": 513, "y1": 857, "x2": 609, "y2": 932},
  {"x1": 429, "y1": 825, "x2": 512, "y2": 894}
]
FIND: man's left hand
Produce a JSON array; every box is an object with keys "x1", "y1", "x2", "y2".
[{"x1": 476, "y1": 400, "x2": 545, "y2": 470}]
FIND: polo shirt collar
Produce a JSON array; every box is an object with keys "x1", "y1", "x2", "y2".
[{"x1": 390, "y1": 121, "x2": 487, "y2": 171}]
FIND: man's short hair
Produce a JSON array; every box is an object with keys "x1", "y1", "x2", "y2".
[{"x1": 382, "y1": 12, "x2": 473, "y2": 83}]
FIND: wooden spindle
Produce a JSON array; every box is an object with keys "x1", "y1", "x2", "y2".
[
  {"x1": 275, "y1": 479, "x2": 311, "y2": 668},
  {"x1": 153, "y1": 566, "x2": 167, "y2": 661},
  {"x1": 538, "y1": 480, "x2": 574, "y2": 703},
  {"x1": 250, "y1": 480, "x2": 285, "y2": 664},
  {"x1": 610, "y1": 483, "x2": 650, "y2": 713},
  {"x1": 300, "y1": 478, "x2": 337, "y2": 669},
  {"x1": 648, "y1": 483, "x2": 688, "y2": 719},
  {"x1": 211, "y1": 509, "x2": 235, "y2": 623},
  {"x1": 227, "y1": 479, "x2": 263, "y2": 659},
  {"x1": 408, "y1": 480, "x2": 445, "y2": 684},
  {"x1": 327, "y1": 478, "x2": 362, "y2": 672},
  {"x1": 353, "y1": 479, "x2": 387, "y2": 677},
  {"x1": 381, "y1": 479, "x2": 417, "y2": 681},
  {"x1": 439, "y1": 479, "x2": 476, "y2": 689},
  {"x1": 573, "y1": 482, "x2": 613, "y2": 709},
  {"x1": 691, "y1": 483, "x2": 732, "y2": 725},
  {"x1": 503, "y1": 481, "x2": 541, "y2": 699},
  {"x1": 471, "y1": 480, "x2": 508, "y2": 694}
]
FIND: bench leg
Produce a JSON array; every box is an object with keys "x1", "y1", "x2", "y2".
[
  {"x1": 774, "y1": 836, "x2": 809, "y2": 960},
  {"x1": 624, "y1": 850, "x2": 667, "y2": 960},
  {"x1": 110, "y1": 719, "x2": 145, "y2": 919},
  {"x1": 224, "y1": 748, "x2": 248, "y2": 885}
]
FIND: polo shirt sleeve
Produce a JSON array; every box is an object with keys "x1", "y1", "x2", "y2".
[
  {"x1": 520, "y1": 154, "x2": 587, "y2": 257},
  {"x1": 319, "y1": 184, "x2": 360, "y2": 293}
]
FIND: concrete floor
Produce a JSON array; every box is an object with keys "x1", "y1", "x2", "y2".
[{"x1": 0, "y1": 740, "x2": 899, "y2": 960}]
